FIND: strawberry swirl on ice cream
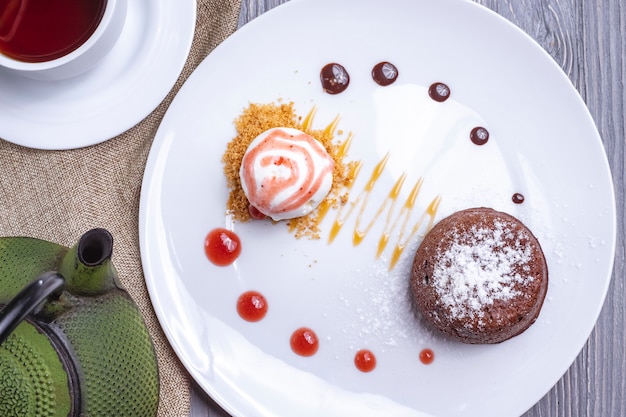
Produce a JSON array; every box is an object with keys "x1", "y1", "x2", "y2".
[{"x1": 239, "y1": 127, "x2": 334, "y2": 221}]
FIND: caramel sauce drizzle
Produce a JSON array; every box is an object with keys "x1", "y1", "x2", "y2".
[
  {"x1": 327, "y1": 153, "x2": 441, "y2": 269},
  {"x1": 301, "y1": 107, "x2": 441, "y2": 270}
]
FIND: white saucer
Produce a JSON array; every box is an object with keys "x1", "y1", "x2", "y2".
[{"x1": 0, "y1": 0, "x2": 196, "y2": 150}]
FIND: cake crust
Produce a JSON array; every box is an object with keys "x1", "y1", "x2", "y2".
[{"x1": 410, "y1": 207, "x2": 548, "y2": 344}]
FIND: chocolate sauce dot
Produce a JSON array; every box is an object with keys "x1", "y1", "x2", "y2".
[
  {"x1": 428, "y1": 82, "x2": 450, "y2": 102},
  {"x1": 372, "y1": 61, "x2": 398, "y2": 86},
  {"x1": 470, "y1": 127, "x2": 489, "y2": 145},
  {"x1": 320, "y1": 63, "x2": 350, "y2": 94},
  {"x1": 512, "y1": 193, "x2": 525, "y2": 204}
]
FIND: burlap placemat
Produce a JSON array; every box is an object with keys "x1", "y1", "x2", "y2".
[{"x1": 0, "y1": 0, "x2": 241, "y2": 415}]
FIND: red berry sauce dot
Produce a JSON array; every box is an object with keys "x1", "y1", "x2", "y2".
[
  {"x1": 354, "y1": 349, "x2": 377, "y2": 372},
  {"x1": 512, "y1": 193, "x2": 525, "y2": 204},
  {"x1": 290, "y1": 327, "x2": 319, "y2": 357},
  {"x1": 204, "y1": 228, "x2": 241, "y2": 266},
  {"x1": 428, "y1": 82, "x2": 450, "y2": 102},
  {"x1": 470, "y1": 127, "x2": 489, "y2": 145},
  {"x1": 419, "y1": 348, "x2": 435, "y2": 365},
  {"x1": 237, "y1": 291, "x2": 268, "y2": 322}
]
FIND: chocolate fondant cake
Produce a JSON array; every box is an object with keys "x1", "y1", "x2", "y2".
[{"x1": 410, "y1": 207, "x2": 548, "y2": 344}]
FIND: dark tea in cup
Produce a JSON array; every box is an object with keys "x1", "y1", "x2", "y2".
[{"x1": 0, "y1": 0, "x2": 107, "y2": 63}]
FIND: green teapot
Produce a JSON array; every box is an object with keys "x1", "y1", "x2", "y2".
[{"x1": 0, "y1": 228, "x2": 159, "y2": 417}]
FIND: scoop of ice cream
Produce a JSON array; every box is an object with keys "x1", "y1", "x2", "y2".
[{"x1": 239, "y1": 127, "x2": 334, "y2": 221}]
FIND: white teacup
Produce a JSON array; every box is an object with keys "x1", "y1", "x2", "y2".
[{"x1": 0, "y1": 0, "x2": 127, "y2": 81}]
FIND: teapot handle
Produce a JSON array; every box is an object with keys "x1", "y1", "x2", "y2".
[{"x1": 0, "y1": 271, "x2": 65, "y2": 345}]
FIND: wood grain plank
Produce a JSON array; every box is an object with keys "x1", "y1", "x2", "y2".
[{"x1": 578, "y1": 1, "x2": 626, "y2": 417}]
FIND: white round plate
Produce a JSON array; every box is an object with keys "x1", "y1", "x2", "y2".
[
  {"x1": 0, "y1": 0, "x2": 196, "y2": 150},
  {"x1": 139, "y1": 0, "x2": 616, "y2": 416}
]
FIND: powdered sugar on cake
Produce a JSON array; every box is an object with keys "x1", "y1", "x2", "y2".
[{"x1": 432, "y1": 219, "x2": 534, "y2": 322}]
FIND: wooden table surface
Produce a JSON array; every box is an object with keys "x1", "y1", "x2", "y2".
[{"x1": 192, "y1": 0, "x2": 626, "y2": 415}]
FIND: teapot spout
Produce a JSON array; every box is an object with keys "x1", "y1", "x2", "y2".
[
  {"x1": 78, "y1": 228, "x2": 114, "y2": 266},
  {"x1": 59, "y1": 228, "x2": 120, "y2": 296}
]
